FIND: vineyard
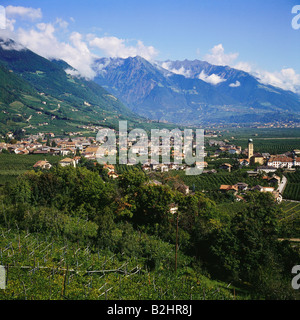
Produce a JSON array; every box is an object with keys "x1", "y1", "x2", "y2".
[
  {"x1": 226, "y1": 138, "x2": 300, "y2": 155},
  {"x1": 166, "y1": 171, "x2": 268, "y2": 193},
  {"x1": 114, "y1": 163, "x2": 142, "y2": 174},
  {"x1": 280, "y1": 201, "x2": 300, "y2": 221},
  {"x1": 283, "y1": 170, "x2": 300, "y2": 201},
  {"x1": 0, "y1": 227, "x2": 237, "y2": 300},
  {"x1": 278, "y1": 201, "x2": 300, "y2": 238},
  {"x1": 0, "y1": 154, "x2": 63, "y2": 185}
]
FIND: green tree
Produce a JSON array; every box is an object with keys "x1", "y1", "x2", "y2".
[
  {"x1": 119, "y1": 169, "x2": 148, "y2": 195},
  {"x1": 13, "y1": 128, "x2": 25, "y2": 141},
  {"x1": 9, "y1": 177, "x2": 32, "y2": 204},
  {"x1": 207, "y1": 191, "x2": 299, "y2": 298}
]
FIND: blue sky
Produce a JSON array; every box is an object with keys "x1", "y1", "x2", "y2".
[{"x1": 1, "y1": 0, "x2": 300, "y2": 91}]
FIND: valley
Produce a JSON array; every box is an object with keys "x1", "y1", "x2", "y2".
[{"x1": 0, "y1": 34, "x2": 300, "y2": 302}]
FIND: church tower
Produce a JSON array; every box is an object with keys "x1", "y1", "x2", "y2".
[{"x1": 248, "y1": 139, "x2": 254, "y2": 159}]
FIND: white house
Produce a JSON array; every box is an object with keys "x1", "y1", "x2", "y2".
[
  {"x1": 267, "y1": 156, "x2": 294, "y2": 169},
  {"x1": 294, "y1": 157, "x2": 300, "y2": 167},
  {"x1": 59, "y1": 158, "x2": 76, "y2": 167}
]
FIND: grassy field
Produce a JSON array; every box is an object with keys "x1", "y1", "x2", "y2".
[{"x1": 0, "y1": 153, "x2": 63, "y2": 185}]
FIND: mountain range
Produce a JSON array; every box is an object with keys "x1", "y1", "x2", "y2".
[
  {"x1": 0, "y1": 36, "x2": 299, "y2": 134},
  {"x1": 93, "y1": 56, "x2": 300, "y2": 125},
  {"x1": 0, "y1": 38, "x2": 147, "y2": 135}
]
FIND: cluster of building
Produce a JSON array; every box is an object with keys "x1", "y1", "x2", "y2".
[
  {"x1": 267, "y1": 153, "x2": 300, "y2": 169},
  {"x1": 239, "y1": 140, "x2": 300, "y2": 169},
  {"x1": 0, "y1": 133, "x2": 98, "y2": 157},
  {"x1": 1, "y1": 130, "x2": 210, "y2": 177},
  {"x1": 0, "y1": 133, "x2": 122, "y2": 178},
  {"x1": 217, "y1": 139, "x2": 300, "y2": 203},
  {"x1": 141, "y1": 161, "x2": 201, "y2": 173},
  {"x1": 209, "y1": 139, "x2": 242, "y2": 155},
  {"x1": 212, "y1": 138, "x2": 300, "y2": 170},
  {"x1": 219, "y1": 174, "x2": 282, "y2": 203},
  {"x1": 33, "y1": 157, "x2": 120, "y2": 179},
  {"x1": 2, "y1": 130, "x2": 300, "y2": 190}
]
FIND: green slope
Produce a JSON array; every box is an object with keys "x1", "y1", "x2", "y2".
[{"x1": 0, "y1": 38, "x2": 145, "y2": 135}]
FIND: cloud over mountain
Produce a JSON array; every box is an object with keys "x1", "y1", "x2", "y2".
[
  {"x1": 92, "y1": 56, "x2": 300, "y2": 125},
  {"x1": 0, "y1": 5, "x2": 158, "y2": 79},
  {"x1": 204, "y1": 44, "x2": 300, "y2": 94},
  {"x1": 256, "y1": 68, "x2": 300, "y2": 93},
  {"x1": 204, "y1": 44, "x2": 239, "y2": 66},
  {"x1": 229, "y1": 81, "x2": 241, "y2": 88},
  {"x1": 198, "y1": 71, "x2": 227, "y2": 85},
  {"x1": 0, "y1": 5, "x2": 300, "y2": 94},
  {"x1": 89, "y1": 36, "x2": 158, "y2": 61}
]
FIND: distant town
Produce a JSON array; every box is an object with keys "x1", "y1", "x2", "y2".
[{"x1": 1, "y1": 129, "x2": 300, "y2": 205}]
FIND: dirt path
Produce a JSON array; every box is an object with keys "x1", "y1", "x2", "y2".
[
  {"x1": 278, "y1": 238, "x2": 300, "y2": 242},
  {"x1": 278, "y1": 175, "x2": 287, "y2": 194}
]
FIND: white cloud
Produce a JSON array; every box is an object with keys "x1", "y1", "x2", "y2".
[
  {"x1": 55, "y1": 18, "x2": 69, "y2": 30},
  {"x1": 0, "y1": 17, "x2": 15, "y2": 40},
  {"x1": 5, "y1": 18, "x2": 16, "y2": 32},
  {"x1": 0, "y1": 37, "x2": 25, "y2": 51},
  {"x1": 5, "y1": 6, "x2": 42, "y2": 21},
  {"x1": 15, "y1": 23, "x2": 97, "y2": 79},
  {"x1": 255, "y1": 68, "x2": 300, "y2": 93},
  {"x1": 204, "y1": 44, "x2": 300, "y2": 94},
  {"x1": 198, "y1": 70, "x2": 227, "y2": 85},
  {"x1": 1, "y1": 5, "x2": 159, "y2": 79},
  {"x1": 204, "y1": 44, "x2": 239, "y2": 66},
  {"x1": 160, "y1": 61, "x2": 191, "y2": 78},
  {"x1": 3, "y1": 6, "x2": 299, "y2": 94},
  {"x1": 233, "y1": 61, "x2": 253, "y2": 73},
  {"x1": 0, "y1": 6, "x2": 6, "y2": 30},
  {"x1": 89, "y1": 36, "x2": 158, "y2": 61},
  {"x1": 229, "y1": 81, "x2": 241, "y2": 88}
]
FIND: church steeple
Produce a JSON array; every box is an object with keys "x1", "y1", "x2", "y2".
[{"x1": 248, "y1": 138, "x2": 253, "y2": 159}]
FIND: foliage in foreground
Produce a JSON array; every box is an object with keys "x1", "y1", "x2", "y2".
[
  {"x1": 0, "y1": 228, "x2": 237, "y2": 300},
  {"x1": 0, "y1": 165, "x2": 299, "y2": 300}
]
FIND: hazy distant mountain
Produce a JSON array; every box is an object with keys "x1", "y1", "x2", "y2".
[{"x1": 93, "y1": 56, "x2": 300, "y2": 125}]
